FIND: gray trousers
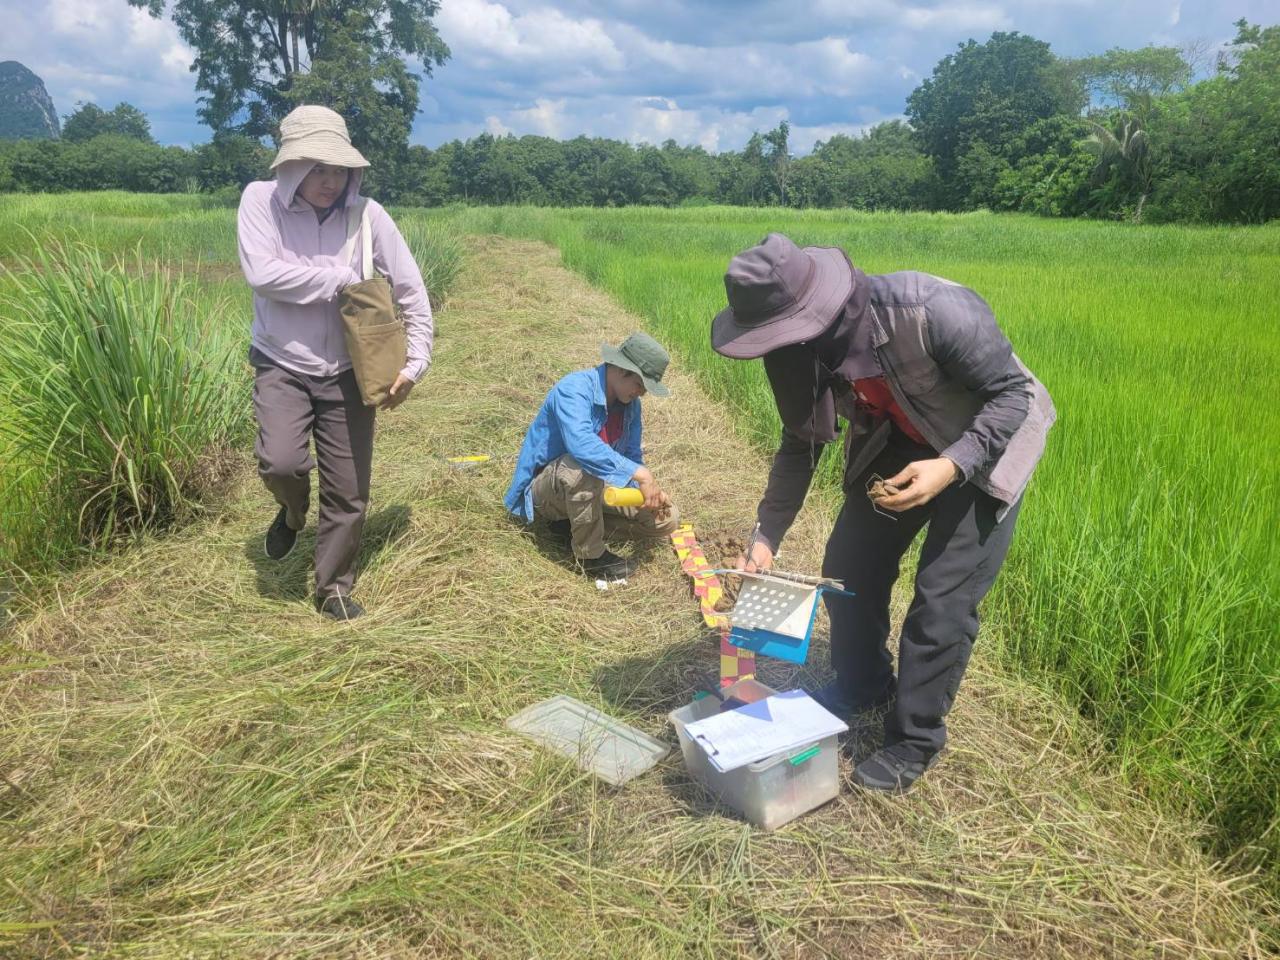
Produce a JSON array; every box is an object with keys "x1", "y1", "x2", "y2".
[
  {"x1": 531, "y1": 454, "x2": 680, "y2": 559},
  {"x1": 821, "y1": 429, "x2": 1021, "y2": 760},
  {"x1": 251, "y1": 349, "x2": 376, "y2": 599}
]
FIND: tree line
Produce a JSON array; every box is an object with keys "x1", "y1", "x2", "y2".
[{"x1": 1, "y1": 15, "x2": 1276, "y2": 224}]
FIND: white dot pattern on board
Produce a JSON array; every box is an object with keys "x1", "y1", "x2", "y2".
[{"x1": 729, "y1": 580, "x2": 817, "y2": 635}]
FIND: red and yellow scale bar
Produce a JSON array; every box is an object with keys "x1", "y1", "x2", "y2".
[{"x1": 670, "y1": 524, "x2": 755, "y2": 687}]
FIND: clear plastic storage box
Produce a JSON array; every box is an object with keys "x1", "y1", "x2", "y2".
[{"x1": 669, "y1": 680, "x2": 840, "y2": 830}]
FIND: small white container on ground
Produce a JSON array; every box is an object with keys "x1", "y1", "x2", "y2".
[{"x1": 669, "y1": 680, "x2": 840, "y2": 830}]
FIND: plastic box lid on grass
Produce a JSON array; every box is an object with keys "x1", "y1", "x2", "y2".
[{"x1": 506, "y1": 695, "x2": 669, "y2": 786}]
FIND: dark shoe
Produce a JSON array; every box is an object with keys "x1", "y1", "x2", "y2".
[
  {"x1": 546, "y1": 518, "x2": 571, "y2": 547},
  {"x1": 317, "y1": 593, "x2": 365, "y2": 621},
  {"x1": 580, "y1": 549, "x2": 634, "y2": 579},
  {"x1": 265, "y1": 506, "x2": 299, "y2": 561},
  {"x1": 853, "y1": 744, "x2": 942, "y2": 793},
  {"x1": 810, "y1": 680, "x2": 894, "y2": 719}
]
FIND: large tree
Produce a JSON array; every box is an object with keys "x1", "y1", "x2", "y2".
[
  {"x1": 127, "y1": 0, "x2": 449, "y2": 187},
  {"x1": 1145, "y1": 19, "x2": 1280, "y2": 223},
  {"x1": 62, "y1": 102, "x2": 154, "y2": 143},
  {"x1": 906, "y1": 31, "x2": 1084, "y2": 208},
  {"x1": 762, "y1": 120, "x2": 791, "y2": 206}
]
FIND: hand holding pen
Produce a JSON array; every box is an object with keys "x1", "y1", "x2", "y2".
[{"x1": 735, "y1": 520, "x2": 775, "y2": 574}]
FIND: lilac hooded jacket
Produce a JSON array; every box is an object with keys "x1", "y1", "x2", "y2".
[{"x1": 237, "y1": 160, "x2": 433, "y2": 382}]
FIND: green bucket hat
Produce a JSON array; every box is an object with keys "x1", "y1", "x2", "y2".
[{"x1": 601, "y1": 332, "x2": 671, "y2": 397}]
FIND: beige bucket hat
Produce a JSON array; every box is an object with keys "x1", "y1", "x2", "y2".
[{"x1": 269, "y1": 105, "x2": 369, "y2": 170}]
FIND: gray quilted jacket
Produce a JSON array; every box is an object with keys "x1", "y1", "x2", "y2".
[{"x1": 756, "y1": 269, "x2": 1056, "y2": 550}]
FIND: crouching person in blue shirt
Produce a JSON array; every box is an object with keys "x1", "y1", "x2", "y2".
[{"x1": 504, "y1": 333, "x2": 679, "y2": 579}]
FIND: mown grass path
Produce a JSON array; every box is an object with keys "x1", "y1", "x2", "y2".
[{"x1": 2, "y1": 237, "x2": 1274, "y2": 958}]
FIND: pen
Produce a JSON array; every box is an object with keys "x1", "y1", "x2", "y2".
[{"x1": 744, "y1": 521, "x2": 761, "y2": 572}]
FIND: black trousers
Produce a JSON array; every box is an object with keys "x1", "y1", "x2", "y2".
[{"x1": 821, "y1": 431, "x2": 1021, "y2": 760}]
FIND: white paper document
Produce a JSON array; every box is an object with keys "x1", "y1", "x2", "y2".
[{"x1": 683, "y1": 690, "x2": 848, "y2": 773}]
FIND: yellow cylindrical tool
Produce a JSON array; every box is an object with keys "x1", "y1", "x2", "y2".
[{"x1": 603, "y1": 485, "x2": 644, "y2": 507}]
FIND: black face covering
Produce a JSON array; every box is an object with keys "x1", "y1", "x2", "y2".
[{"x1": 808, "y1": 267, "x2": 878, "y2": 383}]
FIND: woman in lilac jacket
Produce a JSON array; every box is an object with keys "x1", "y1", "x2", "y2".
[{"x1": 237, "y1": 105, "x2": 433, "y2": 621}]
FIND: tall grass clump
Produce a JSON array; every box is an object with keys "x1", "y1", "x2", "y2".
[
  {"x1": 397, "y1": 216, "x2": 466, "y2": 310},
  {"x1": 0, "y1": 239, "x2": 249, "y2": 579}
]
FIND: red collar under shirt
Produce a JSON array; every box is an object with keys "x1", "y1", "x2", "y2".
[
  {"x1": 598, "y1": 403, "x2": 625, "y2": 446},
  {"x1": 849, "y1": 377, "x2": 930, "y2": 445},
  {"x1": 811, "y1": 294, "x2": 930, "y2": 447}
]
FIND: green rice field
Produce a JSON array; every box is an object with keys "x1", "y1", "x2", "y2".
[{"x1": 430, "y1": 205, "x2": 1280, "y2": 877}]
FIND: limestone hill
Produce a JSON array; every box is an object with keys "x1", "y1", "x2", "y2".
[{"x1": 0, "y1": 61, "x2": 59, "y2": 140}]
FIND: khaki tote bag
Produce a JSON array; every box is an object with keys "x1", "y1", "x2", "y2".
[{"x1": 337, "y1": 200, "x2": 407, "y2": 406}]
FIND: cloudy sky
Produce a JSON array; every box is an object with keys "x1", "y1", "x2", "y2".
[{"x1": 1, "y1": 0, "x2": 1274, "y2": 153}]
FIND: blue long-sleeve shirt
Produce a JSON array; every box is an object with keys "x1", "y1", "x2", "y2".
[{"x1": 504, "y1": 364, "x2": 644, "y2": 522}]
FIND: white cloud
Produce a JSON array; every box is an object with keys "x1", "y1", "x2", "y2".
[
  {"x1": 45, "y1": 0, "x2": 192, "y2": 79},
  {"x1": 623, "y1": 100, "x2": 788, "y2": 151},
  {"x1": 795, "y1": 38, "x2": 876, "y2": 96},
  {"x1": 7, "y1": 0, "x2": 194, "y2": 117},
  {"x1": 619, "y1": 28, "x2": 890, "y2": 101},
  {"x1": 49, "y1": 0, "x2": 113, "y2": 33},
  {"x1": 447, "y1": 94, "x2": 784, "y2": 152},
  {"x1": 5, "y1": 0, "x2": 1270, "y2": 152},
  {"x1": 806, "y1": 0, "x2": 1010, "y2": 34},
  {"x1": 511, "y1": 97, "x2": 568, "y2": 137},
  {"x1": 437, "y1": 0, "x2": 623, "y2": 70},
  {"x1": 126, "y1": 8, "x2": 194, "y2": 75},
  {"x1": 433, "y1": 91, "x2": 901, "y2": 155},
  {"x1": 900, "y1": 3, "x2": 1012, "y2": 33},
  {"x1": 430, "y1": 8, "x2": 900, "y2": 107},
  {"x1": 437, "y1": 0, "x2": 520, "y2": 56}
]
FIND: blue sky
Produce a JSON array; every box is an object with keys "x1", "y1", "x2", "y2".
[{"x1": 2, "y1": 0, "x2": 1275, "y2": 153}]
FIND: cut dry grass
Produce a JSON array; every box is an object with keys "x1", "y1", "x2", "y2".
[{"x1": 1, "y1": 237, "x2": 1275, "y2": 958}]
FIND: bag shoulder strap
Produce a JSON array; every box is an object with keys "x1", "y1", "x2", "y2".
[
  {"x1": 338, "y1": 198, "x2": 370, "y2": 279},
  {"x1": 360, "y1": 204, "x2": 374, "y2": 281}
]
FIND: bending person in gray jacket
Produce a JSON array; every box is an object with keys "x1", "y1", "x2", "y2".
[{"x1": 711, "y1": 233, "x2": 1055, "y2": 792}]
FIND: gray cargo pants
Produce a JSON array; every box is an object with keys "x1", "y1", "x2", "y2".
[
  {"x1": 821, "y1": 429, "x2": 1021, "y2": 761},
  {"x1": 531, "y1": 454, "x2": 680, "y2": 559},
  {"x1": 251, "y1": 348, "x2": 376, "y2": 600}
]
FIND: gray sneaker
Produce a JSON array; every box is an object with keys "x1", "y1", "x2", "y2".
[{"x1": 853, "y1": 744, "x2": 942, "y2": 793}]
